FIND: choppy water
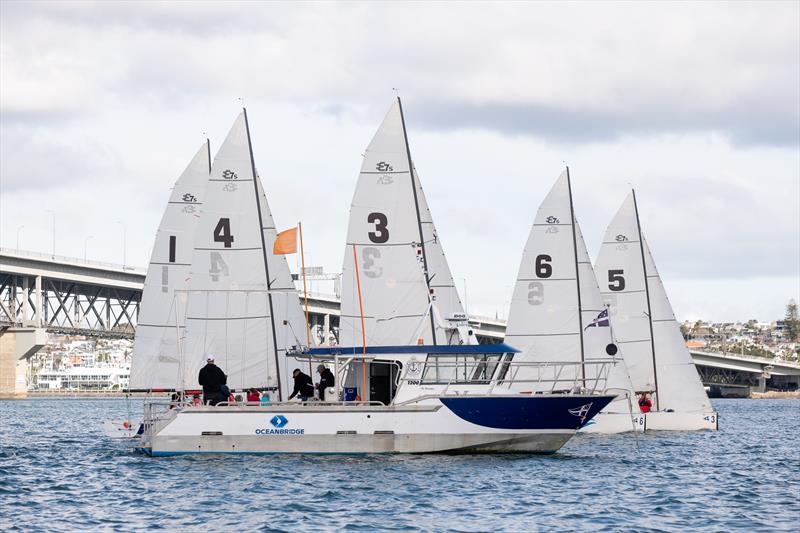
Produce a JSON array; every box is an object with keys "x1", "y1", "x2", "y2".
[{"x1": 0, "y1": 398, "x2": 798, "y2": 532}]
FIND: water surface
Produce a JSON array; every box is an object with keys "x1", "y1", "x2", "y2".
[{"x1": 0, "y1": 398, "x2": 797, "y2": 531}]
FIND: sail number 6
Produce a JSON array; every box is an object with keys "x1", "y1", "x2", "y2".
[
  {"x1": 535, "y1": 254, "x2": 552, "y2": 278},
  {"x1": 368, "y1": 212, "x2": 389, "y2": 244}
]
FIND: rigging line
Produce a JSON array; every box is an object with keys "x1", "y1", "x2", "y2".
[
  {"x1": 566, "y1": 167, "x2": 586, "y2": 388},
  {"x1": 398, "y1": 96, "x2": 437, "y2": 346},
  {"x1": 632, "y1": 189, "x2": 659, "y2": 411},
  {"x1": 243, "y1": 107, "x2": 282, "y2": 402}
]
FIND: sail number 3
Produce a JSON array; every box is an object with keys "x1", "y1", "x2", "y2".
[{"x1": 368, "y1": 212, "x2": 389, "y2": 244}]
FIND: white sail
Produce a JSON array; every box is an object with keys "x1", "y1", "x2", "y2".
[
  {"x1": 180, "y1": 112, "x2": 293, "y2": 395},
  {"x1": 340, "y1": 100, "x2": 434, "y2": 347},
  {"x1": 595, "y1": 191, "x2": 711, "y2": 412},
  {"x1": 255, "y1": 176, "x2": 308, "y2": 395},
  {"x1": 129, "y1": 142, "x2": 209, "y2": 390},
  {"x1": 505, "y1": 171, "x2": 637, "y2": 411},
  {"x1": 414, "y1": 168, "x2": 474, "y2": 345},
  {"x1": 506, "y1": 172, "x2": 579, "y2": 373}
]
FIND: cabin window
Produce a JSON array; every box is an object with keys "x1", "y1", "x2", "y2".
[{"x1": 420, "y1": 353, "x2": 506, "y2": 384}]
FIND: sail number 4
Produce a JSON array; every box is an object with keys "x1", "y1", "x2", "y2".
[{"x1": 214, "y1": 218, "x2": 234, "y2": 248}]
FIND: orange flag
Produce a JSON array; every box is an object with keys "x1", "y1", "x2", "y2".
[{"x1": 273, "y1": 227, "x2": 297, "y2": 255}]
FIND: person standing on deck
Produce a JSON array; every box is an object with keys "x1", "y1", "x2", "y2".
[
  {"x1": 288, "y1": 368, "x2": 315, "y2": 401},
  {"x1": 198, "y1": 354, "x2": 227, "y2": 405}
]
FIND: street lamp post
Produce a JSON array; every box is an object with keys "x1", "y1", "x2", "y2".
[
  {"x1": 47, "y1": 211, "x2": 55, "y2": 259},
  {"x1": 116, "y1": 221, "x2": 127, "y2": 268},
  {"x1": 84, "y1": 236, "x2": 94, "y2": 261}
]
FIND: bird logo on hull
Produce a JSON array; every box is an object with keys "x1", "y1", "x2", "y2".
[{"x1": 568, "y1": 403, "x2": 593, "y2": 423}]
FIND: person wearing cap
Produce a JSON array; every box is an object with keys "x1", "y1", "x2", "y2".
[
  {"x1": 198, "y1": 354, "x2": 227, "y2": 406},
  {"x1": 288, "y1": 368, "x2": 314, "y2": 401}
]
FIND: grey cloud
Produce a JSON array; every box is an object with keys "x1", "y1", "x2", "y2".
[{"x1": 406, "y1": 100, "x2": 800, "y2": 149}]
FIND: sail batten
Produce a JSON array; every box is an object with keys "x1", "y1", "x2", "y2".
[
  {"x1": 340, "y1": 100, "x2": 467, "y2": 347},
  {"x1": 178, "y1": 113, "x2": 304, "y2": 393},
  {"x1": 595, "y1": 191, "x2": 711, "y2": 413},
  {"x1": 129, "y1": 142, "x2": 210, "y2": 390},
  {"x1": 505, "y1": 171, "x2": 637, "y2": 415}
]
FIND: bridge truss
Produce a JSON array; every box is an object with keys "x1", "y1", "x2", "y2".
[{"x1": 0, "y1": 273, "x2": 139, "y2": 338}]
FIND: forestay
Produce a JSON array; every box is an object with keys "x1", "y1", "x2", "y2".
[
  {"x1": 595, "y1": 191, "x2": 711, "y2": 413},
  {"x1": 505, "y1": 171, "x2": 636, "y2": 410},
  {"x1": 130, "y1": 143, "x2": 210, "y2": 390},
  {"x1": 180, "y1": 112, "x2": 301, "y2": 395},
  {"x1": 340, "y1": 100, "x2": 434, "y2": 347}
]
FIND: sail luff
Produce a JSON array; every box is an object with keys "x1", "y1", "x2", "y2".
[
  {"x1": 397, "y1": 96, "x2": 437, "y2": 345},
  {"x1": 243, "y1": 107, "x2": 282, "y2": 402},
  {"x1": 129, "y1": 143, "x2": 210, "y2": 390},
  {"x1": 631, "y1": 189, "x2": 659, "y2": 410},
  {"x1": 566, "y1": 167, "x2": 586, "y2": 386}
]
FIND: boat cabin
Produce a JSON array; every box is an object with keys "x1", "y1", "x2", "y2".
[{"x1": 299, "y1": 343, "x2": 520, "y2": 405}]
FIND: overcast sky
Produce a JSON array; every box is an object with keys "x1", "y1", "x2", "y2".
[{"x1": 1, "y1": 1, "x2": 798, "y2": 323}]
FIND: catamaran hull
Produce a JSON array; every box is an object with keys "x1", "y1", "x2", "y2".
[
  {"x1": 139, "y1": 395, "x2": 615, "y2": 455},
  {"x1": 645, "y1": 411, "x2": 719, "y2": 431},
  {"x1": 579, "y1": 411, "x2": 646, "y2": 434}
]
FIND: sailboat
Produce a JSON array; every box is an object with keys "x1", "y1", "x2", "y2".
[
  {"x1": 595, "y1": 191, "x2": 718, "y2": 431},
  {"x1": 129, "y1": 141, "x2": 211, "y2": 391},
  {"x1": 339, "y1": 98, "x2": 473, "y2": 349},
  {"x1": 134, "y1": 105, "x2": 616, "y2": 456},
  {"x1": 504, "y1": 169, "x2": 643, "y2": 433}
]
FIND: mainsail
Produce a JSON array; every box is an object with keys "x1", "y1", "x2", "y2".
[
  {"x1": 595, "y1": 191, "x2": 711, "y2": 412},
  {"x1": 340, "y1": 99, "x2": 465, "y2": 347},
  {"x1": 180, "y1": 111, "x2": 303, "y2": 398},
  {"x1": 129, "y1": 142, "x2": 210, "y2": 390},
  {"x1": 504, "y1": 170, "x2": 637, "y2": 412}
]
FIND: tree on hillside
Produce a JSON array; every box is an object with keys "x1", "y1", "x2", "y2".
[{"x1": 785, "y1": 299, "x2": 799, "y2": 341}]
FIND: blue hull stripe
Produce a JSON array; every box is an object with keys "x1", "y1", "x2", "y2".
[{"x1": 439, "y1": 395, "x2": 615, "y2": 430}]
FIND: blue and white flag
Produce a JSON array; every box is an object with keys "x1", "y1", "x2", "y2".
[{"x1": 584, "y1": 309, "x2": 610, "y2": 331}]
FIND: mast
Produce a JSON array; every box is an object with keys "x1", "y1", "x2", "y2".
[
  {"x1": 566, "y1": 167, "x2": 586, "y2": 387},
  {"x1": 243, "y1": 108, "x2": 282, "y2": 401},
  {"x1": 632, "y1": 189, "x2": 658, "y2": 410},
  {"x1": 206, "y1": 138, "x2": 211, "y2": 173},
  {"x1": 397, "y1": 96, "x2": 437, "y2": 345}
]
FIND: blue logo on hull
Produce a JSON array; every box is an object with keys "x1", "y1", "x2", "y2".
[{"x1": 270, "y1": 415, "x2": 288, "y2": 428}]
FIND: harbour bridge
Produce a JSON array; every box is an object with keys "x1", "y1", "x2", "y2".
[{"x1": 2, "y1": 247, "x2": 798, "y2": 397}]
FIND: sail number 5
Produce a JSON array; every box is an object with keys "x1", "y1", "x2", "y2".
[
  {"x1": 368, "y1": 212, "x2": 389, "y2": 244},
  {"x1": 608, "y1": 269, "x2": 625, "y2": 291}
]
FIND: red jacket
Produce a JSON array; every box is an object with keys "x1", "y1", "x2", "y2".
[
  {"x1": 639, "y1": 398, "x2": 652, "y2": 413},
  {"x1": 247, "y1": 391, "x2": 260, "y2": 402}
]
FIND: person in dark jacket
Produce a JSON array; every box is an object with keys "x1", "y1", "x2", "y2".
[
  {"x1": 198, "y1": 354, "x2": 227, "y2": 405},
  {"x1": 288, "y1": 368, "x2": 314, "y2": 401},
  {"x1": 316, "y1": 364, "x2": 335, "y2": 401}
]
